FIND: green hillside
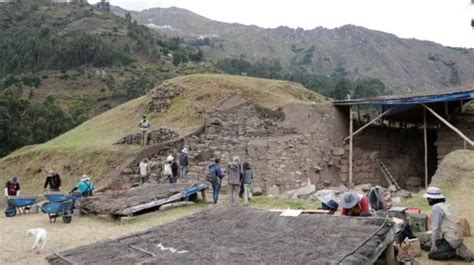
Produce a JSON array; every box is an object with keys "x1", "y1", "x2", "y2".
[
  {"x1": 0, "y1": 74, "x2": 325, "y2": 195},
  {"x1": 0, "y1": 2, "x2": 214, "y2": 157}
]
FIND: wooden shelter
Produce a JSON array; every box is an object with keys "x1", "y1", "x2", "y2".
[{"x1": 334, "y1": 87, "x2": 474, "y2": 188}]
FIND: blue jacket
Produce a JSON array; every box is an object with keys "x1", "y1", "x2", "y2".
[
  {"x1": 75, "y1": 180, "x2": 95, "y2": 194},
  {"x1": 243, "y1": 169, "x2": 253, "y2": 184},
  {"x1": 209, "y1": 163, "x2": 223, "y2": 179}
]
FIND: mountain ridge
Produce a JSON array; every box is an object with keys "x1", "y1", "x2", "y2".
[{"x1": 113, "y1": 5, "x2": 474, "y2": 95}]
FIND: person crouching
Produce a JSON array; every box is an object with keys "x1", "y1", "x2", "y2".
[
  {"x1": 341, "y1": 191, "x2": 371, "y2": 217},
  {"x1": 424, "y1": 187, "x2": 474, "y2": 261}
]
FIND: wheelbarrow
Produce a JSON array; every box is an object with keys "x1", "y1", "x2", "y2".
[
  {"x1": 41, "y1": 199, "x2": 74, "y2": 223},
  {"x1": 44, "y1": 193, "x2": 81, "y2": 212},
  {"x1": 4, "y1": 196, "x2": 37, "y2": 217}
]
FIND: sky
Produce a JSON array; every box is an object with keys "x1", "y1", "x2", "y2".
[{"x1": 90, "y1": 0, "x2": 474, "y2": 48}]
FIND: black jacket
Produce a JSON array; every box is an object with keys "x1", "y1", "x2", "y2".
[{"x1": 44, "y1": 174, "x2": 61, "y2": 190}]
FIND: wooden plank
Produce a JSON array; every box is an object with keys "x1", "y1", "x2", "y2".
[
  {"x1": 424, "y1": 109, "x2": 428, "y2": 189},
  {"x1": 269, "y1": 209, "x2": 330, "y2": 214},
  {"x1": 121, "y1": 192, "x2": 184, "y2": 215},
  {"x1": 422, "y1": 104, "x2": 474, "y2": 146},
  {"x1": 343, "y1": 107, "x2": 394, "y2": 141},
  {"x1": 52, "y1": 252, "x2": 77, "y2": 265},
  {"x1": 349, "y1": 106, "x2": 354, "y2": 186},
  {"x1": 129, "y1": 245, "x2": 156, "y2": 257}
]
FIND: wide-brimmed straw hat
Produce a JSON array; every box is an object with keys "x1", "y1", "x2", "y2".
[
  {"x1": 423, "y1": 187, "x2": 445, "y2": 199},
  {"x1": 322, "y1": 199, "x2": 339, "y2": 210},
  {"x1": 341, "y1": 192, "x2": 360, "y2": 209}
]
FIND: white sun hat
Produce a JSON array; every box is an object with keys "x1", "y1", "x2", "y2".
[
  {"x1": 166, "y1": 155, "x2": 174, "y2": 162},
  {"x1": 423, "y1": 187, "x2": 445, "y2": 199}
]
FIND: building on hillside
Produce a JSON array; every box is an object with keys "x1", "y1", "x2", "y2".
[{"x1": 334, "y1": 86, "x2": 474, "y2": 190}]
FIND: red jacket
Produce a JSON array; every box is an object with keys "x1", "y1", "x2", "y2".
[{"x1": 342, "y1": 194, "x2": 370, "y2": 216}]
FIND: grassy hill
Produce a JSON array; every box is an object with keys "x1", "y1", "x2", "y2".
[{"x1": 0, "y1": 74, "x2": 325, "y2": 195}]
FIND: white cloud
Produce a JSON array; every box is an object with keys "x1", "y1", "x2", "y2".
[{"x1": 89, "y1": 0, "x2": 474, "y2": 48}]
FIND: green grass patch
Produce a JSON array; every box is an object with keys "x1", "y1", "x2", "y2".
[{"x1": 251, "y1": 195, "x2": 320, "y2": 210}]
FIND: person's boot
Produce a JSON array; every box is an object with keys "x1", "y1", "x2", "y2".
[{"x1": 456, "y1": 243, "x2": 474, "y2": 261}]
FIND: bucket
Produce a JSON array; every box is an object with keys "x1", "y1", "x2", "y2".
[{"x1": 30, "y1": 205, "x2": 39, "y2": 214}]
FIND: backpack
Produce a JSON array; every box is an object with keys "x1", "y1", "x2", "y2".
[{"x1": 206, "y1": 166, "x2": 217, "y2": 183}]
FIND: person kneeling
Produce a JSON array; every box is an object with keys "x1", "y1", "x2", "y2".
[
  {"x1": 341, "y1": 192, "x2": 371, "y2": 217},
  {"x1": 424, "y1": 187, "x2": 474, "y2": 261}
]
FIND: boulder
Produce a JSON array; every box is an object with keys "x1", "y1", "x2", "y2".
[
  {"x1": 333, "y1": 184, "x2": 349, "y2": 194},
  {"x1": 121, "y1": 168, "x2": 133, "y2": 174},
  {"x1": 354, "y1": 183, "x2": 373, "y2": 192},
  {"x1": 267, "y1": 185, "x2": 280, "y2": 197},
  {"x1": 394, "y1": 189, "x2": 412, "y2": 199},
  {"x1": 288, "y1": 179, "x2": 316, "y2": 199},
  {"x1": 388, "y1": 185, "x2": 398, "y2": 192},
  {"x1": 252, "y1": 186, "x2": 263, "y2": 196}
]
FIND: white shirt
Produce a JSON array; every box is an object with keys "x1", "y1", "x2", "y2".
[{"x1": 139, "y1": 162, "x2": 148, "y2": 176}]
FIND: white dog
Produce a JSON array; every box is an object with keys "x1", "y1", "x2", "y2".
[{"x1": 26, "y1": 228, "x2": 47, "y2": 254}]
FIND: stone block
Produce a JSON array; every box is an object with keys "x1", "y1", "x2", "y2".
[
  {"x1": 252, "y1": 186, "x2": 263, "y2": 196},
  {"x1": 332, "y1": 147, "x2": 345, "y2": 156},
  {"x1": 267, "y1": 185, "x2": 280, "y2": 197}
]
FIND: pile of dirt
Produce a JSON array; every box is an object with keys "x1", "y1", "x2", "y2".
[
  {"x1": 78, "y1": 183, "x2": 194, "y2": 216},
  {"x1": 431, "y1": 150, "x2": 474, "y2": 185},
  {"x1": 47, "y1": 207, "x2": 393, "y2": 265}
]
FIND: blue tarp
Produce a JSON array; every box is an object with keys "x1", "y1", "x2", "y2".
[{"x1": 334, "y1": 90, "x2": 474, "y2": 106}]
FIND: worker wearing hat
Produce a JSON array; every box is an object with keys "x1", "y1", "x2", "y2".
[
  {"x1": 4, "y1": 176, "x2": 20, "y2": 198},
  {"x1": 70, "y1": 175, "x2": 95, "y2": 197},
  {"x1": 314, "y1": 189, "x2": 339, "y2": 215},
  {"x1": 179, "y1": 148, "x2": 189, "y2": 178},
  {"x1": 341, "y1": 191, "x2": 371, "y2": 217},
  {"x1": 424, "y1": 187, "x2": 474, "y2": 261}
]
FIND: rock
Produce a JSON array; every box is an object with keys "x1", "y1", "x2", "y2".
[
  {"x1": 388, "y1": 185, "x2": 397, "y2": 192},
  {"x1": 252, "y1": 186, "x2": 263, "y2": 196},
  {"x1": 287, "y1": 179, "x2": 316, "y2": 199},
  {"x1": 394, "y1": 189, "x2": 412, "y2": 199},
  {"x1": 333, "y1": 184, "x2": 349, "y2": 194},
  {"x1": 332, "y1": 147, "x2": 345, "y2": 156},
  {"x1": 121, "y1": 168, "x2": 133, "y2": 174},
  {"x1": 354, "y1": 183, "x2": 373, "y2": 192},
  {"x1": 267, "y1": 185, "x2": 280, "y2": 197}
]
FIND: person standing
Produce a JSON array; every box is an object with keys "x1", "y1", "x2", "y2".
[
  {"x1": 424, "y1": 187, "x2": 474, "y2": 261},
  {"x1": 171, "y1": 156, "x2": 179, "y2": 183},
  {"x1": 227, "y1": 156, "x2": 242, "y2": 205},
  {"x1": 242, "y1": 162, "x2": 254, "y2": 205},
  {"x1": 139, "y1": 159, "x2": 149, "y2": 184},
  {"x1": 208, "y1": 158, "x2": 224, "y2": 204},
  {"x1": 4, "y1": 176, "x2": 20, "y2": 198},
  {"x1": 163, "y1": 155, "x2": 173, "y2": 183},
  {"x1": 43, "y1": 170, "x2": 61, "y2": 192},
  {"x1": 179, "y1": 148, "x2": 189, "y2": 178},
  {"x1": 138, "y1": 115, "x2": 150, "y2": 146}
]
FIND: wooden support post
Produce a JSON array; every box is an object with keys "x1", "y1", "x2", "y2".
[
  {"x1": 423, "y1": 104, "x2": 474, "y2": 146},
  {"x1": 357, "y1": 105, "x2": 361, "y2": 121},
  {"x1": 344, "y1": 107, "x2": 394, "y2": 141},
  {"x1": 384, "y1": 243, "x2": 396, "y2": 265},
  {"x1": 349, "y1": 107, "x2": 354, "y2": 187},
  {"x1": 423, "y1": 108, "x2": 428, "y2": 189}
]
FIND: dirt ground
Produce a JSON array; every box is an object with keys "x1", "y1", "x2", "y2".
[{"x1": 0, "y1": 203, "x2": 208, "y2": 265}]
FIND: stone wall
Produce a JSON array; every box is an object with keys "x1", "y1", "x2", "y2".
[
  {"x1": 341, "y1": 125, "x2": 425, "y2": 190},
  {"x1": 115, "y1": 127, "x2": 179, "y2": 145},
  {"x1": 435, "y1": 113, "x2": 474, "y2": 164},
  {"x1": 116, "y1": 98, "x2": 348, "y2": 195}
]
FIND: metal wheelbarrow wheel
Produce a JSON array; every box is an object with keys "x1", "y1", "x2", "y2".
[
  {"x1": 4, "y1": 206, "x2": 16, "y2": 217},
  {"x1": 63, "y1": 215, "x2": 72, "y2": 223}
]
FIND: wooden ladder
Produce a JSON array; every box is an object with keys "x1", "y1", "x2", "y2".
[{"x1": 376, "y1": 159, "x2": 401, "y2": 190}]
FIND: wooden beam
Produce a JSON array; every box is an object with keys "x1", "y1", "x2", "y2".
[
  {"x1": 349, "y1": 107, "x2": 354, "y2": 186},
  {"x1": 129, "y1": 245, "x2": 156, "y2": 257},
  {"x1": 423, "y1": 109, "x2": 428, "y2": 189},
  {"x1": 422, "y1": 104, "x2": 474, "y2": 146},
  {"x1": 344, "y1": 107, "x2": 394, "y2": 141},
  {"x1": 52, "y1": 252, "x2": 77, "y2": 265}
]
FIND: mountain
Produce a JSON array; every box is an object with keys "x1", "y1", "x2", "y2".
[
  {"x1": 0, "y1": 2, "x2": 212, "y2": 157},
  {"x1": 115, "y1": 6, "x2": 474, "y2": 96}
]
